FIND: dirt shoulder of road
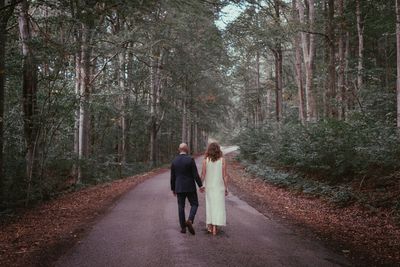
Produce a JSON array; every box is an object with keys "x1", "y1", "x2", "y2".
[
  {"x1": 0, "y1": 168, "x2": 167, "y2": 267},
  {"x1": 226, "y1": 152, "x2": 400, "y2": 266}
]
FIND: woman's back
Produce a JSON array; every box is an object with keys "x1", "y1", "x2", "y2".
[
  {"x1": 204, "y1": 156, "x2": 226, "y2": 226},
  {"x1": 205, "y1": 158, "x2": 224, "y2": 190}
]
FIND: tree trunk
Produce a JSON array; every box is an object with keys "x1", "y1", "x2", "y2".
[
  {"x1": 356, "y1": 0, "x2": 364, "y2": 91},
  {"x1": 193, "y1": 117, "x2": 198, "y2": 154},
  {"x1": 77, "y1": 20, "x2": 92, "y2": 182},
  {"x1": 18, "y1": 0, "x2": 39, "y2": 203},
  {"x1": 337, "y1": 0, "x2": 346, "y2": 120},
  {"x1": 256, "y1": 51, "x2": 262, "y2": 125},
  {"x1": 396, "y1": 0, "x2": 400, "y2": 128},
  {"x1": 266, "y1": 66, "x2": 273, "y2": 119},
  {"x1": 187, "y1": 113, "x2": 192, "y2": 151},
  {"x1": 0, "y1": 18, "x2": 5, "y2": 193},
  {"x1": 149, "y1": 48, "x2": 163, "y2": 166},
  {"x1": 0, "y1": 0, "x2": 15, "y2": 193},
  {"x1": 118, "y1": 49, "x2": 126, "y2": 164},
  {"x1": 298, "y1": 0, "x2": 317, "y2": 122},
  {"x1": 345, "y1": 31, "x2": 353, "y2": 111},
  {"x1": 149, "y1": 49, "x2": 157, "y2": 165},
  {"x1": 326, "y1": 0, "x2": 336, "y2": 118},
  {"x1": 274, "y1": 0, "x2": 283, "y2": 122},
  {"x1": 181, "y1": 97, "x2": 187, "y2": 143},
  {"x1": 181, "y1": 76, "x2": 188, "y2": 143},
  {"x1": 73, "y1": 35, "x2": 81, "y2": 181},
  {"x1": 292, "y1": 0, "x2": 305, "y2": 124},
  {"x1": 274, "y1": 50, "x2": 283, "y2": 122}
]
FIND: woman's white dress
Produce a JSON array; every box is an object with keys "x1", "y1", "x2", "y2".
[{"x1": 204, "y1": 157, "x2": 226, "y2": 226}]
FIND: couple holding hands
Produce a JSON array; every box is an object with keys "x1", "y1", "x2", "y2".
[{"x1": 170, "y1": 142, "x2": 228, "y2": 236}]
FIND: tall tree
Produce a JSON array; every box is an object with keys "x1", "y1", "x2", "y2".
[
  {"x1": 18, "y1": 0, "x2": 39, "y2": 201},
  {"x1": 325, "y1": 0, "x2": 336, "y2": 118},
  {"x1": 337, "y1": 0, "x2": 346, "y2": 119},
  {"x1": 297, "y1": 0, "x2": 317, "y2": 122},
  {"x1": 396, "y1": 0, "x2": 400, "y2": 128},
  {"x1": 0, "y1": 0, "x2": 16, "y2": 193},
  {"x1": 77, "y1": 18, "x2": 92, "y2": 182},
  {"x1": 356, "y1": 0, "x2": 364, "y2": 91},
  {"x1": 255, "y1": 50, "x2": 262, "y2": 125},
  {"x1": 273, "y1": 0, "x2": 283, "y2": 122},
  {"x1": 292, "y1": 0, "x2": 305, "y2": 124}
]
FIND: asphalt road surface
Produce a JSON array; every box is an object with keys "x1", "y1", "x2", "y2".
[{"x1": 57, "y1": 147, "x2": 350, "y2": 267}]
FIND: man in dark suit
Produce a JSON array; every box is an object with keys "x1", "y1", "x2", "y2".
[{"x1": 171, "y1": 143, "x2": 204, "y2": 235}]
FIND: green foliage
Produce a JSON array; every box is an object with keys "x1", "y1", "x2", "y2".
[
  {"x1": 1, "y1": 0, "x2": 231, "y2": 210},
  {"x1": 236, "y1": 112, "x2": 400, "y2": 182}
]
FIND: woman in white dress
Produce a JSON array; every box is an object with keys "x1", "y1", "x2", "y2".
[{"x1": 200, "y1": 142, "x2": 228, "y2": 236}]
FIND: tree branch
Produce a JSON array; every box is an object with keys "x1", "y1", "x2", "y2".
[
  {"x1": 298, "y1": 29, "x2": 328, "y2": 39},
  {"x1": 89, "y1": 52, "x2": 120, "y2": 86}
]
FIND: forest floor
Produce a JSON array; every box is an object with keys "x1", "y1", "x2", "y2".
[
  {"x1": 226, "y1": 152, "x2": 400, "y2": 266},
  {"x1": 1, "y1": 151, "x2": 399, "y2": 266},
  {"x1": 0, "y1": 167, "x2": 167, "y2": 267}
]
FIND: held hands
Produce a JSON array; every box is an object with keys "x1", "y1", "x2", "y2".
[{"x1": 198, "y1": 187, "x2": 227, "y2": 195}]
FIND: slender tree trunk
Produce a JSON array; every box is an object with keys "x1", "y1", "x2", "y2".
[
  {"x1": 274, "y1": 50, "x2": 283, "y2": 122},
  {"x1": 345, "y1": 31, "x2": 353, "y2": 111},
  {"x1": 266, "y1": 66, "x2": 273, "y2": 119},
  {"x1": 149, "y1": 49, "x2": 157, "y2": 165},
  {"x1": 187, "y1": 113, "x2": 192, "y2": 151},
  {"x1": 326, "y1": 0, "x2": 336, "y2": 118},
  {"x1": 193, "y1": 117, "x2": 198, "y2": 154},
  {"x1": 396, "y1": 0, "x2": 400, "y2": 128},
  {"x1": 298, "y1": 0, "x2": 317, "y2": 122},
  {"x1": 149, "y1": 48, "x2": 163, "y2": 166},
  {"x1": 73, "y1": 36, "x2": 81, "y2": 180},
  {"x1": 127, "y1": 44, "x2": 135, "y2": 103},
  {"x1": 118, "y1": 49, "x2": 126, "y2": 164},
  {"x1": 292, "y1": 0, "x2": 305, "y2": 124},
  {"x1": 77, "y1": 21, "x2": 92, "y2": 182},
  {"x1": 18, "y1": 0, "x2": 38, "y2": 203},
  {"x1": 181, "y1": 76, "x2": 187, "y2": 143},
  {"x1": 0, "y1": 0, "x2": 15, "y2": 192},
  {"x1": 337, "y1": 0, "x2": 346, "y2": 120},
  {"x1": 295, "y1": 43, "x2": 305, "y2": 124},
  {"x1": 356, "y1": 0, "x2": 364, "y2": 91},
  {"x1": 0, "y1": 19, "x2": 5, "y2": 192},
  {"x1": 274, "y1": 0, "x2": 283, "y2": 122},
  {"x1": 181, "y1": 98, "x2": 187, "y2": 143},
  {"x1": 256, "y1": 51, "x2": 262, "y2": 125},
  {"x1": 187, "y1": 84, "x2": 193, "y2": 151}
]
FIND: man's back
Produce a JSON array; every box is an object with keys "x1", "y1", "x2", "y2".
[{"x1": 171, "y1": 154, "x2": 202, "y2": 193}]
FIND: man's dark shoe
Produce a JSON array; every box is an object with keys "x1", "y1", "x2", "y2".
[
  {"x1": 180, "y1": 228, "x2": 186, "y2": 234},
  {"x1": 186, "y1": 220, "x2": 195, "y2": 235}
]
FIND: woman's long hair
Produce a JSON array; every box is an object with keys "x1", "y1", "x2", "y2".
[{"x1": 205, "y1": 142, "x2": 223, "y2": 162}]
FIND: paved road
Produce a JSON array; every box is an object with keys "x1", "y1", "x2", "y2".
[{"x1": 57, "y1": 147, "x2": 350, "y2": 267}]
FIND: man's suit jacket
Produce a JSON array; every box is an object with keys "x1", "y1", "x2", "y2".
[{"x1": 170, "y1": 154, "x2": 202, "y2": 193}]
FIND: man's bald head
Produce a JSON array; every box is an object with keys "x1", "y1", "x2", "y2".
[{"x1": 179, "y1": 143, "x2": 189, "y2": 154}]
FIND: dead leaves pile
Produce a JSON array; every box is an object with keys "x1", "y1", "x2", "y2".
[
  {"x1": 226, "y1": 153, "x2": 400, "y2": 266},
  {"x1": 0, "y1": 168, "x2": 166, "y2": 267}
]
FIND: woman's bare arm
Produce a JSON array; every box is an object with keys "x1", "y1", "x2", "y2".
[
  {"x1": 222, "y1": 158, "x2": 228, "y2": 191},
  {"x1": 201, "y1": 159, "x2": 207, "y2": 181}
]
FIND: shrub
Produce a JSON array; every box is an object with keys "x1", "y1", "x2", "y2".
[{"x1": 235, "y1": 115, "x2": 400, "y2": 183}]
